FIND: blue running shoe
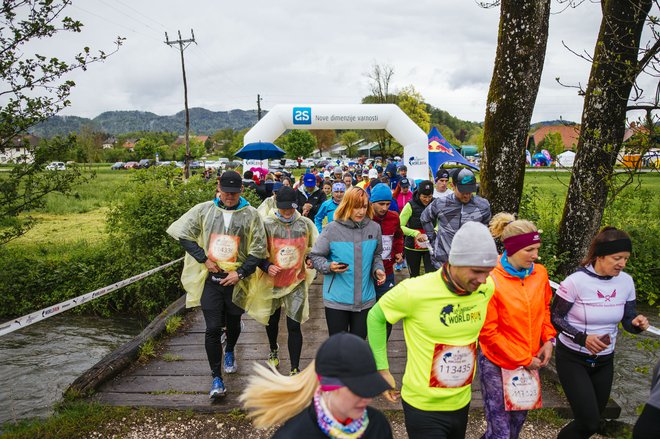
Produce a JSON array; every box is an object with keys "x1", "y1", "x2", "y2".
[
  {"x1": 209, "y1": 377, "x2": 226, "y2": 399},
  {"x1": 224, "y1": 351, "x2": 237, "y2": 373}
]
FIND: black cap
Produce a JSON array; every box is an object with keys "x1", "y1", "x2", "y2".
[
  {"x1": 435, "y1": 169, "x2": 450, "y2": 181},
  {"x1": 315, "y1": 333, "x2": 391, "y2": 398},
  {"x1": 275, "y1": 186, "x2": 298, "y2": 209},
  {"x1": 418, "y1": 180, "x2": 434, "y2": 196},
  {"x1": 452, "y1": 168, "x2": 477, "y2": 193},
  {"x1": 220, "y1": 171, "x2": 242, "y2": 193},
  {"x1": 400, "y1": 178, "x2": 410, "y2": 187}
]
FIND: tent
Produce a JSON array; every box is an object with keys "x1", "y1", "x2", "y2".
[
  {"x1": 427, "y1": 127, "x2": 479, "y2": 176},
  {"x1": 556, "y1": 150, "x2": 576, "y2": 168}
]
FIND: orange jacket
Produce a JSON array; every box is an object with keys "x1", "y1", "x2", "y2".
[{"x1": 479, "y1": 260, "x2": 556, "y2": 369}]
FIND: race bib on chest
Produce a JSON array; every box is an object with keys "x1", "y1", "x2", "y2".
[
  {"x1": 208, "y1": 234, "x2": 240, "y2": 263},
  {"x1": 272, "y1": 237, "x2": 305, "y2": 269},
  {"x1": 502, "y1": 367, "x2": 542, "y2": 411},
  {"x1": 381, "y1": 235, "x2": 393, "y2": 260},
  {"x1": 429, "y1": 343, "x2": 476, "y2": 388}
]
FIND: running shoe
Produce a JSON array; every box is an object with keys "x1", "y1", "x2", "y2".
[
  {"x1": 267, "y1": 345, "x2": 280, "y2": 368},
  {"x1": 209, "y1": 377, "x2": 226, "y2": 399},
  {"x1": 289, "y1": 368, "x2": 300, "y2": 376},
  {"x1": 224, "y1": 351, "x2": 237, "y2": 373}
]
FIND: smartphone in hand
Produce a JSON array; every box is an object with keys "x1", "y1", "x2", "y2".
[
  {"x1": 599, "y1": 334, "x2": 611, "y2": 345},
  {"x1": 336, "y1": 263, "x2": 349, "y2": 269}
]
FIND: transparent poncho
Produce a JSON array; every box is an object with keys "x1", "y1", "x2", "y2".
[
  {"x1": 246, "y1": 210, "x2": 319, "y2": 324},
  {"x1": 166, "y1": 200, "x2": 267, "y2": 308}
]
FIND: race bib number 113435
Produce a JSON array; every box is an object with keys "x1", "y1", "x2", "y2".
[{"x1": 429, "y1": 343, "x2": 476, "y2": 388}]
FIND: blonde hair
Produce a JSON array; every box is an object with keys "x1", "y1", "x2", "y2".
[
  {"x1": 489, "y1": 212, "x2": 537, "y2": 240},
  {"x1": 240, "y1": 360, "x2": 319, "y2": 429},
  {"x1": 334, "y1": 187, "x2": 373, "y2": 222}
]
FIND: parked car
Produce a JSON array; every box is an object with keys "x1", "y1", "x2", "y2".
[
  {"x1": 283, "y1": 159, "x2": 298, "y2": 168},
  {"x1": 45, "y1": 161, "x2": 65, "y2": 171},
  {"x1": 111, "y1": 161, "x2": 124, "y2": 170},
  {"x1": 300, "y1": 158, "x2": 315, "y2": 168},
  {"x1": 124, "y1": 161, "x2": 139, "y2": 169},
  {"x1": 138, "y1": 159, "x2": 152, "y2": 169}
]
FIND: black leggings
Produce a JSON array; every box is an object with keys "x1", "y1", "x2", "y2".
[
  {"x1": 325, "y1": 307, "x2": 370, "y2": 339},
  {"x1": 402, "y1": 398, "x2": 469, "y2": 439},
  {"x1": 633, "y1": 403, "x2": 660, "y2": 439},
  {"x1": 404, "y1": 248, "x2": 434, "y2": 277},
  {"x1": 202, "y1": 308, "x2": 242, "y2": 379},
  {"x1": 556, "y1": 342, "x2": 614, "y2": 439},
  {"x1": 266, "y1": 307, "x2": 303, "y2": 370}
]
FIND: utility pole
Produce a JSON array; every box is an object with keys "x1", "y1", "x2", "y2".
[
  {"x1": 165, "y1": 29, "x2": 196, "y2": 179},
  {"x1": 257, "y1": 94, "x2": 263, "y2": 121}
]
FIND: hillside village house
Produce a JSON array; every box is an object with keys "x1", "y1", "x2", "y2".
[
  {"x1": 0, "y1": 134, "x2": 39, "y2": 163},
  {"x1": 531, "y1": 124, "x2": 580, "y2": 151}
]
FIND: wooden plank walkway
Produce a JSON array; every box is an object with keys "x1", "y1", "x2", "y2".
[{"x1": 91, "y1": 271, "x2": 619, "y2": 418}]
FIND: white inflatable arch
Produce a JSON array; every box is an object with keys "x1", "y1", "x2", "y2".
[{"x1": 244, "y1": 104, "x2": 429, "y2": 182}]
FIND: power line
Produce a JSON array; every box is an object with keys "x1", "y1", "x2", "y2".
[
  {"x1": 92, "y1": 0, "x2": 164, "y2": 35},
  {"x1": 71, "y1": 4, "x2": 161, "y2": 43},
  {"x1": 114, "y1": 0, "x2": 169, "y2": 30}
]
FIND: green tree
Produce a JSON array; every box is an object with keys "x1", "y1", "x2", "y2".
[
  {"x1": 398, "y1": 85, "x2": 431, "y2": 134},
  {"x1": 0, "y1": 0, "x2": 122, "y2": 244},
  {"x1": 538, "y1": 132, "x2": 564, "y2": 158},
  {"x1": 339, "y1": 131, "x2": 361, "y2": 157},
  {"x1": 282, "y1": 130, "x2": 317, "y2": 158}
]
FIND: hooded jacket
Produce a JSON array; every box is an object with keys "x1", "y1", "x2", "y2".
[
  {"x1": 309, "y1": 217, "x2": 384, "y2": 311},
  {"x1": 479, "y1": 259, "x2": 556, "y2": 370},
  {"x1": 371, "y1": 210, "x2": 404, "y2": 275}
]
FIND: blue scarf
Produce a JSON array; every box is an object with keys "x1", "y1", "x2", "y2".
[
  {"x1": 274, "y1": 210, "x2": 296, "y2": 223},
  {"x1": 500, "y1": 251, "x2": 533, "y2": 279}
]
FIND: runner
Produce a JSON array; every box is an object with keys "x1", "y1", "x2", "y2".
[
  {"x1": 241, "y1": 332, "x2": 393, "y2": 438},
  {"x1": 298, "y1": 173, "x2": 326, "y2": 220},
  {"x1": 420, "y1": 168, "x2": 491, "y2": 268},
  {"x1": 551, "y1": 227, "x2": 650, "y2": 439},
  {"x1": 309, "y1": 187, "x2": 386, "y2": 338},
  {"x1": 370, "y1": 183, "x2": 404, "y2": 340},
  {"x1": 253, "y1": 186, "x2": 318, "y2": 376},
  {"x1": 633, "y1": 358, "x2": 660, "y2": 439},
  {"x1": 166, "y1": 170, "x2": 267, "y2": 399},
  {"x1": 399, "y1": 180, "x2": 435, "y2": 277},
  {"x1": 314, "y1": 182, "x2": 346, "y2": 233},
  {"x1": 368, "y1": 221, "x2": 499, "y2": 439},
  {"x1": 256, "y1": 181, "x2": 282, "y2": 219},
  {"x1": 479, "y1": 213, "x2": 556, "y2": 439},
  {"x1": 433, "y1": 169, "x2": 451, "y2": 199}
]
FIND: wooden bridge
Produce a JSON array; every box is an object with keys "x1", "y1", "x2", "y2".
[{"x1": 78, "y1": 272, "x2": 620, "y2": 418}]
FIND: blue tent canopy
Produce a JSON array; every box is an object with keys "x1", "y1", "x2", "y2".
[{"x1": 427, "y1": 127, "x2": 479, "y2": 176}]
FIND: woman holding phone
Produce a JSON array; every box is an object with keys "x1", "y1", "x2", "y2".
[
  {"x1": 310, "y1": 187, "x2": 386, "y2": 338},
  {"x1": 552, "y1": 227, "x2": 649, "y2": 438}
]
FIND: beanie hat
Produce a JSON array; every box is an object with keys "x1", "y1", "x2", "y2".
[
  {"x1": 370, "y1": 183, "x2": 392, "y2": 203},
  {"x1": 449, "y1": 222, "x2": 498, "y2": 267}
]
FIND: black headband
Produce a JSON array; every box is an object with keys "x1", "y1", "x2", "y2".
[{"x1": 594, "y1": 238, "x2": 632, "y2": 257}]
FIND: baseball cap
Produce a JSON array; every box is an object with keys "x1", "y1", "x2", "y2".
[
  {"x1": 452, "y1": 168, "x2": 477, "y2": 193},
  {"x1": 315, "y1": 333, "x2": 391, "y2": 398},
  {"x1": 362, "y1": 169, "x2": 369, "y2": 176},
  {"x1": 398, "y1": 165, "x2": 407, "y2": 172},
  {"x1": 303, "y1": 173, "x2": 317, "y2": 187},
  {"x1": 417, "y1": 180, "x2": 434, "y2": 196},
  {"x1": 435, "y1": 169, "x2": 450, "y2": 181},
  {"x1": 275, "y1": 186, "x2": 298, "y2": 210},
  {"x1": 333, "y1": 167, "x2": 342, "y2": 174},
  {"x1": 368, "y1": 169, "x2": 378, "y2": 179},
  {"x1": 323, "y1": 171, "x2": 332, "y2": 179},
  {"x1": 400, "y1": 178, "x2": 410, "y2": 187},
  {"x1": 219, "y1": 171, "x2": 242, "y2": 193}
]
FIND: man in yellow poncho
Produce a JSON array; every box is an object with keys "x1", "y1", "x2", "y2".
[{"x1": 167, "y1": 170, "x2": 267, "y2": 399}]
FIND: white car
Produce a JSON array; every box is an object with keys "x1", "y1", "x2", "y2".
[{"x1": 45, "y1": 161, "x2": 66, "y2": 171}]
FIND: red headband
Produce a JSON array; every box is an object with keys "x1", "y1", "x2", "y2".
[{"x1": 503, "y1": 232, "x2": 541, "y2": 256}]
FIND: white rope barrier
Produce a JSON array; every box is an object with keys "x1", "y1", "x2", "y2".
[{"x1": 0, "y1": 258, "x2": 184, "y2": 337}]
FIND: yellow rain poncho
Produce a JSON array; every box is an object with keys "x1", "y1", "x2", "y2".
[
  {"x1": 256, "y1": 195, "x2": 276, "y2": 219},
  {"x1": 246, "y1": 210, "x2": 318, "y2": 325},
  {"x1": 166, "y1": 199, "x2": 267, "y2": 308}
]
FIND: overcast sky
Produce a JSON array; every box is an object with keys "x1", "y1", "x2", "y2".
[{"x1": 38, "y1": 0, "x2": 658, "y2": 124}]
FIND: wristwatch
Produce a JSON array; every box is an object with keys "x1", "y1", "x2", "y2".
[{"x1": 237, "y1": 271, "x2": 245, "y2": 280}]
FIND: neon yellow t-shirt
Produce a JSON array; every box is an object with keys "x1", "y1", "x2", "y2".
[{"x1": 377, "y1": 270, "x2": 495, "y2": 411}]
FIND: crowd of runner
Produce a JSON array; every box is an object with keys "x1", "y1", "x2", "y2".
[{"x1": 167, "y1": 160, "x2": 658, "y2": 439}]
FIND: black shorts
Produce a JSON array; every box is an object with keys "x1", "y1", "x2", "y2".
[{"x1": 402, "y1": 398, "x2": 469, "y2": 439}]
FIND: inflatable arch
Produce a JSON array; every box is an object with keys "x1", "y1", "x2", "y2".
[{"x1": 243, "y1": 104, "x2": 430, "y2": 182}]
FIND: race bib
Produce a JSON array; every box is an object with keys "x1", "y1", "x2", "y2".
[
  {"x1": 429, "y1": 343, "x2": 476, "y2": 388},
  {"x1": 271, "y1": 236, "x2": 307, "y2": 287},
  {"x1": 381, "y1": 235, "x2": 393, "y2": 260},
  {"x1": 208, "y1": 234, "x2": 240, "y2": 263},
  {"x1": 502, "y1": 367, "x2": 542, "y2": 411},
  {"x1": 414, "y1": 229, "x2": 429, "y2": 250}
]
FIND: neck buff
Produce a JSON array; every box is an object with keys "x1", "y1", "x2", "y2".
[
  {"x1": 274, "y1": 210, "x2": 296, "y2": 223},
  {"x1": 441, "y1": 263, "x2": 470, "y2": 296},
  {"x1": 501, "y1": 251, "x2": 533, "y2": 280},
  {"x1": 578, "y1": 264, "x2": 613, "y2": 280},
  {"x1": 503, "y1": 231, "x2": 540, "y2": 256},
  {"x1": 313, "y1": 388, "x2": 369, "y2": 439}
]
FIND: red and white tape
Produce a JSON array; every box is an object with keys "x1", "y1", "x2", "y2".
[{"x1": 0, "y1": 258, "x2": 183, "y2": 337}]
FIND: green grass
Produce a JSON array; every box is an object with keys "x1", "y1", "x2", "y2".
[
  {"x1": 138, "y1": 338, "x2": 156, "y2": 363},
  {"x1": 165, "y1": 315, "x2": 183, "y2": 335}
]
